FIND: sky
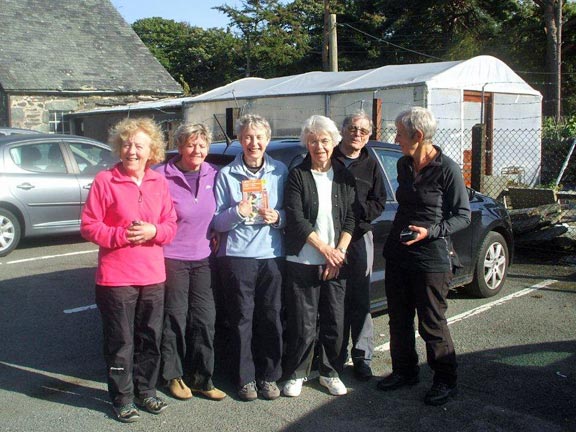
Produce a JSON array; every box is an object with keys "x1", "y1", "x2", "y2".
[{"x1": 109, "y1": 0, "x2": 242, "y2": 28}]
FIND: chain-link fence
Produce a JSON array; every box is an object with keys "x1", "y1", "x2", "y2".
[{"x1": 380, "y1": 127, "x2": 576, "y2": 252}]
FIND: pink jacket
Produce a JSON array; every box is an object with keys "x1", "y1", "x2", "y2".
[{"x1": 81, "y1": 164, "x2": 177, "y2": 286}]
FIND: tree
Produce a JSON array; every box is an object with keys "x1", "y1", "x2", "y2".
[
  {"x1": 561, "y1": 3, "x2": 576, "y2": 114},
  {"x1": 533, "y1": 0, "x2": 562, "y2": 117},
  {"x1": 132, "y1": 18, "x2": 242, "y2": 94},
  {"x1": 335, "y1": 0, "x2": 521, "y2": 66},
  {"x1": 213, "y1": 0, "x2": 312, "y2": 77}
]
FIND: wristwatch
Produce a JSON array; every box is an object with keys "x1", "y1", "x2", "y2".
[{"x1": 337, "y1": 247, "x2": 347, "y2": 255}]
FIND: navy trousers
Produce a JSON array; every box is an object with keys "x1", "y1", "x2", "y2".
[{"x1": 218, "y1": 256, "x2": 283, "y2": 388}]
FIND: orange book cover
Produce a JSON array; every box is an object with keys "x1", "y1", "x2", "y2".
[{"x1": 241, "y1": 179, "x2": 269, "y2": 225}]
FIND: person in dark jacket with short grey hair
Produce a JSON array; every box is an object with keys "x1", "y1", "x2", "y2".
[
  {"x1": 332, "y1": 111, "x2": 386, "y2": 381},
  {"x1": 377, "y1": 107, "x2": 471, "y2": 406}
]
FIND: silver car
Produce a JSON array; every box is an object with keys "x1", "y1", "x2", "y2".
[
  {"x1": 0, "y1": 134, "x2": 116, "y2": 256},
  {"x1": 0, "y1": 127, "x2": 42, "y2": 136}
]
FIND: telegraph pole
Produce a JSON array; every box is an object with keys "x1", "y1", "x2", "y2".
[
  {"x1": 322, "y1": 0, "x2": 338, "y2": 72},
  {"x1": 556, "y1": 0, "x2": 562, "y2": 121},
  {"x1": 329, "y1": 14, "x2": 338, "y2": 72}
]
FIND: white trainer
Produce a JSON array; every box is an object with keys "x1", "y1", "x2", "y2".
[
  {"x1": 282, "y1": 378, "x2": 304, "y2": 397},
  {"x1": 319, "y1": 376, "x2": 347, "y2": 396}
]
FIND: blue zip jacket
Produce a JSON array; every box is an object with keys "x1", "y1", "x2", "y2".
[
  {"x1": 153, "y1": 156, "x2": 218, "y2": 261},
  {"x1": 213, "y1": 152, "x2": 288, "y2": 259}
]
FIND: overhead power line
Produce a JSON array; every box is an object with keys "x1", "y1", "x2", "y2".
[{"x1": 339, "y1": 22, "x2": 444, "y2": 61}]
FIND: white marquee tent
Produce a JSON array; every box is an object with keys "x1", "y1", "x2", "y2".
[{"x1": 183, "y1": 55, "x2": 542, "y2": 185}]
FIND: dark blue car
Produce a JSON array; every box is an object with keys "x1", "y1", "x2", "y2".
[{"x1": 172, "y1": 137, "x2": 514, "y2": 311}]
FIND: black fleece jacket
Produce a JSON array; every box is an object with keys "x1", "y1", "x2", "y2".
[
  {"x1": 332, "y1": 144, "x2": 387, "y2": 240},
  {"x1": 384, "y1": 146, "x2": 471, "y2": 272}
]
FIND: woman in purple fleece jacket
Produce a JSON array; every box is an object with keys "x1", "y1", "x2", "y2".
[{"x1": 153, "y1": 123, "x2": 227, "y2": 402}]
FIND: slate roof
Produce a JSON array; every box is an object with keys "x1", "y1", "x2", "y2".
[{"x1": 0, "y1": 0, "x2": 182, "y2": 95}]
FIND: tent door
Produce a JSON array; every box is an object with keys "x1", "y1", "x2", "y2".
[{"x1": 464, "y1": 90, "x2": 494, "y2": 177}]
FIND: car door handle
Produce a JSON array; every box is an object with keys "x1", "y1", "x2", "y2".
[
  {"x1": 16, "y1": 183, "x2": 35, "y2": 190},
  {"x1": 83, "y1": 182, "x2": 93, "y2": 190}
]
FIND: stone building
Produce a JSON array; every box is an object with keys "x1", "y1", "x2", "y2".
[{"x1": 0, "y1": 0, "x2": 182, "y2": 137}]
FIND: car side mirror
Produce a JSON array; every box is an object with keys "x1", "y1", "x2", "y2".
[{"x1": 467, "y1": 188, "x2": 476, "y2": 200}]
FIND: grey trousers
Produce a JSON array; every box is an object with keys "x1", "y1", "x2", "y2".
[{"x1": 338, "y1": 231, "x2": 375, "y2": 368}]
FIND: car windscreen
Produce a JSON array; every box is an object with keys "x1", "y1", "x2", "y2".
[{"x1": 371, "y1": 147, "x2": 402, "y2": 199}]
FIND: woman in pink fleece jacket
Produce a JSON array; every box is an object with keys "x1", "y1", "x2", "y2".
[{"x1": 81, "y1": 117, "x2": 177, "y2": 423}]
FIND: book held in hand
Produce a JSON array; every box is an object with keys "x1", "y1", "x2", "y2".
[{"x1": 241, "y1": 179, "x2": 269, "y2": 225}]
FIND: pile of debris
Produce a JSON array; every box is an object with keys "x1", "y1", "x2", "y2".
[{"x1": 506, "y1": 188, "x2": 576, "y2": 252}]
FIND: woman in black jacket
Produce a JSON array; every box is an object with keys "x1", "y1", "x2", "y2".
[
  {"x1": 282, "y1": 115, "x2": 356, "y2": 398},
  {"x1": 377, "y1": 107, "x2": 471, "y2": 406}
]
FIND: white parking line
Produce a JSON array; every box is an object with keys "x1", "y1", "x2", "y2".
[
  {"x1": 374, "y1": 279, "x2": 558, "y2": 352},
  {"x1": 371, "y1": 270, "x2": 385, "y2": 283},
  {"x1": 1, "y1": 249, "x2": 97, "y2": 265},
  {"x1": 0, "y1": 361, "x2": 105, "y2": 392},
  {"x1": 64, "y1": 304, "x2": 98, "y2": 314},
  {"x1": 64, "y1": 278, "x2": 558, "y2": 322}
]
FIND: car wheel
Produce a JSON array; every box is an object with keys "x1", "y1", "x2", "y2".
[
  {"x1": 465, "y1": 231, "x2": 509, "y2": 298},
  {"x1": 0, "y1": 208, "x2": 21, "y2": 257}
]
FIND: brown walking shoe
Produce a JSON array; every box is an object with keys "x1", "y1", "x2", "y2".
[
  {"x1": 168, "y1": 378, "x2": 193, "y2": 400},
  {"x1": 191, "y1": 387, "x2": 227, "y2": 401}
]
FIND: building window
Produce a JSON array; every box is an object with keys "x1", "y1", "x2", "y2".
[{"x1": 48, "y1": 110, "x2": 71, "y2": 134}]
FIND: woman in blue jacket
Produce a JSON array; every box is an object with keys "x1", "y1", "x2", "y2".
[{"x1": 212, "y1": 114, "x2": 288, "y2": 401}]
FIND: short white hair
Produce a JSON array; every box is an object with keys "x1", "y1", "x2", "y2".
[{"x1": 299, "y1": 115, "x2": 342, "y2": 147}]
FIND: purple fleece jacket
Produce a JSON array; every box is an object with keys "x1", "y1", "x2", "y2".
[{"x1": 154, "y1": 156, "x2": 218, "y2": 261}]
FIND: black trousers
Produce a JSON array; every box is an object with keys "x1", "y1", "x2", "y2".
[
  {"x1": 218, "y1": 256, "x2": 283, "y2": 388},
  {"x1": 161, "y1": 258, "x2": 216, "y2": 390},
  {"x1": 338, "y1": 231, "x2": 374, "y2": 368},
  {"x1": 283, "y1": 261, "x2": 346, "y2": 379},
  {"x1": 385, "y1": 261, "x2": 457, "y2": 385},
  {"x1": 95, "y1": 283, "x2": 164, "y2": 406}
]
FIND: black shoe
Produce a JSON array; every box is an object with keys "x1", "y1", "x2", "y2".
[
  {"x1": 424, "y1": 382, "x2": 458, "y2": 406},
  {"x1": 376, "y1": 372, "x2": 419, "y2": 391},
  {"x1": 353, "y1": 362, "x2": 373, "y2": 381}
]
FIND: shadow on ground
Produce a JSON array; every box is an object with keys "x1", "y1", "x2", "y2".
[{"x1": 280, "y1": 341, "x2": 576, "y2": 432}]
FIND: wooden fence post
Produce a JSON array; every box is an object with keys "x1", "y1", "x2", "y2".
[
  {"x1": 471, "y1": 123, "x2": 486, "y2": 192},
  {"x1": 372, "y1": 98, "x2": 382, "y2": 140}
]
